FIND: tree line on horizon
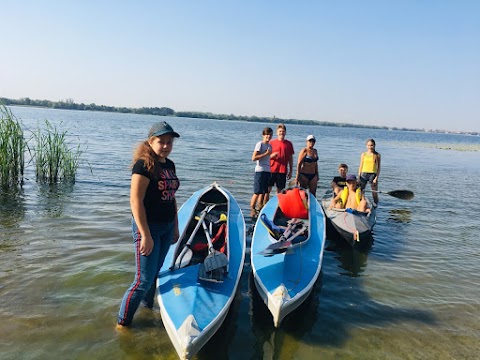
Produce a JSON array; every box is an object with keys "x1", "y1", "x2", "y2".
[
  {"x1": 0, "y1": 97, "x2": 175, "y2": 117},
  {"x1": 0, "y1": 96, "x2": 431, "y2": 133}
]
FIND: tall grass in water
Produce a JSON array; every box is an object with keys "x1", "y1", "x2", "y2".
[
  {"x1": 0, "y1": 105, "x2": 25, "y2": 187},
  {"x1": 33, "y1": 120, "x2": 82, "y2": 184}
]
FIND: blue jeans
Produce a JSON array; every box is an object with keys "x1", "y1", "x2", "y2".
[{"x1": 117, "y1": 218, "x2": 174, "y2": 326}]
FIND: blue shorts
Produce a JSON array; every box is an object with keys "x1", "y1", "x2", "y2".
[
  {"x1": 269, "y1": 172, "x2": 287, "y2": 190},
  {"x1": 254, "y1": 171, "x2": 270, "y2": 194}
]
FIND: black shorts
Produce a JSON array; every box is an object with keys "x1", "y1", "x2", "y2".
[
  {"x1": 254, "y1": 171, "x2": 270, "y2": 194},
  {"x1": 300, "y1": 173, "x2": 317, "y2": 181},
  {"x1": 360, "y1": 172, "x2": 376, "y2": 186},
  {"x1": 269, "y1": 173, "x2": 287, "y2": 190}
]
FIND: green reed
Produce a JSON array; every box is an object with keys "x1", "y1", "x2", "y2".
[
  {"x1": 0, "y1": 105, "x2": 25, "y2": 187},
  {"x1": 33, "y1": 120, "x2": 82, "y2": 183}
]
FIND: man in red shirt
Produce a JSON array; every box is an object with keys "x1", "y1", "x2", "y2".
[{"x1": 266, "y1": 124, "x2": 294, "y2": 203}]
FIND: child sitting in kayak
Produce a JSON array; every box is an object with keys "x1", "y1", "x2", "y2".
[
  {"x1": 331, "y1": 163, "x2": 348, "y2": 196},
  {"x1": 330, "y1": 174, "x2": 370, "y2": 213}
]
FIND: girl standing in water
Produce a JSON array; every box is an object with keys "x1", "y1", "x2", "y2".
[
  {"x1": 117, "y1": 121, "x2": 180, "y2": 328},
  {"x1": 358, "y1": 138, "x2": 381, "y2": 205}
]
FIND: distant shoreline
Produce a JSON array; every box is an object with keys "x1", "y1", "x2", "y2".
[{"x1": 2, "y1": 96, "x2": 478, "y2": 136}]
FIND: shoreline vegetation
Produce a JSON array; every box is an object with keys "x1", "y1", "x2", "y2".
[
  {"x1": 0, "y1": 104, "x2": 83, "y2": 187},
  {"x1": 1, "y1": 97, "x2": 478, "y2": 136}
]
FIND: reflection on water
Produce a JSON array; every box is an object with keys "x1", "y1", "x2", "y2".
[
  {"x1": 36, "y1": 182, "x2": 74, "y2": 218},
  {"x1": 0, "y1": 186, "x2": 26, "y2": 228},
  {"x1": 330, "y1": 241, "x2": 373, "y2": 278},
  {"x1": 387, "y1": 208, "x2": 412, "y2": 223}
]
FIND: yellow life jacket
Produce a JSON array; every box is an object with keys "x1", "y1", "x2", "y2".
[{"x1": 340, "y1": 187, "x2": 362, "y2": 207}]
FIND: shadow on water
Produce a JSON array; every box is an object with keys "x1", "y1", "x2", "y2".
[{"x1": 248, "y1": 270, "x2": 324, "y2": 359}]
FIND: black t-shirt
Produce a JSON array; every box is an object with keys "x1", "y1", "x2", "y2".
[
  {"x1": 332, "y1": 176, "x2": 346, "y2": 188},
  {"x1": 132, "y1": 158, "x2": 180, "y2": 223}
]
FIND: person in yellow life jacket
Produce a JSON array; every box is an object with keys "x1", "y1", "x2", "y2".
[
  {"x1": 358, "y1": 138, "x2": 381, "y2": 204},
  {"x1": 330, "y1": 174, "x2": 370, "y2": 213}
]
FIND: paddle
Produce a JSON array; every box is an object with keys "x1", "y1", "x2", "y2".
[
  {"x1": 259, "y1": 221, "x2": 308, "y2": 256},
  {"x1": 258, "y1": 239, "x2": 293, "y2": 256},
  {"x1": 173, "y1": 204, "x2": 216, "y2": 269},
  {"x1": 369, "y1": 189, "x2": 414, "y2": 200},
  {"x1": 200, "y1": 218, "x2": 228, "y2": 278}
]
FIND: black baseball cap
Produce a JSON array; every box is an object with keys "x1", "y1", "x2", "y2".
[{"x1": 148, "y1": 121, "x2": 180, "y2": 138}]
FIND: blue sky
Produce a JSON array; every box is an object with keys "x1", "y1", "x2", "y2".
[{"x1": 0, "y1": 1, "x2": 478, "y2": 132}]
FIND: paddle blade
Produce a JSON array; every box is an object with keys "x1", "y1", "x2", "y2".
[
  {"x1": 204, "y1": 250, "x2": 228, "y2": 272},
  {"x1": 173, "y1": 246, "x2": 193, "y2": 269},
  {"x1": 387, "y1": 190, "x2": 414, "y2": 200},
  {"x1": 258, "y1": 240, "x2": 293, "y2": 256},
  {"x1": 198, "y1": 263, "x2": 225, "y2": 283}
]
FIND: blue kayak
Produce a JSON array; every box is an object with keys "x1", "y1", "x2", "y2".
[
  {"x1": 157, "y1": 182, "x2": 246, "y2": 359},
  {"x1": 251, "y1": 187, "x2": 326, "y2": 327}
]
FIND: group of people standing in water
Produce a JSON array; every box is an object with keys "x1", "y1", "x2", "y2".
[
  {"x1": 250, "y1": 123, "x2": 381, "y2": 217},
  {"x1": 117, "y1": 120, "x2": 381, "y2": 329}
]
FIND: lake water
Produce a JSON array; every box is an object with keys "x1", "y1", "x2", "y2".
[{"x1": 1, "y1": 106, "x2": 479, "y2": 360}]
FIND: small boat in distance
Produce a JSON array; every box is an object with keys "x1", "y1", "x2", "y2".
[
  {"x1": 157, "y1": 182, "x2": 246, "y2": 359},
  {"x1": 251, "y1": 187, "x2": 326, "y2": 327}
]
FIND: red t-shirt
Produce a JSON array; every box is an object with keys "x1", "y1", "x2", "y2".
[{"x1": 269, "y1": 139, "x2": 294, "y2": 174}]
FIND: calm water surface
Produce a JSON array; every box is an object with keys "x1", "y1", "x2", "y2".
[{"x1": 1, "y1": 107, "x2": 479, "y2": 359}]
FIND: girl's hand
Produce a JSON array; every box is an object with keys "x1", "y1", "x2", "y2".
[
  {"x1": 140, "y1": 236, "x2": 154, "y2": 256},
  {"x1": 172, "y1": 226, "x2": 180, "y2": 244}
]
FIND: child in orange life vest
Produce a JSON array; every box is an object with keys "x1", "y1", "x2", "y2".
[
  {"x1": 358, "y1": 138, "x2": 381, "y2": 205},
  {"x1": 330, "y1": 174, "x2": 370, "y2": 213}
]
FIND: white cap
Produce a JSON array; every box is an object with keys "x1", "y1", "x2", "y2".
[{"x1": 306, "y1": 134, "x2": 316, "y2": 141}]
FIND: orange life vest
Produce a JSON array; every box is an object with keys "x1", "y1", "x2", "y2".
[{"x1": 277, "y1": 187, "x2": 308, "y2": 219}]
